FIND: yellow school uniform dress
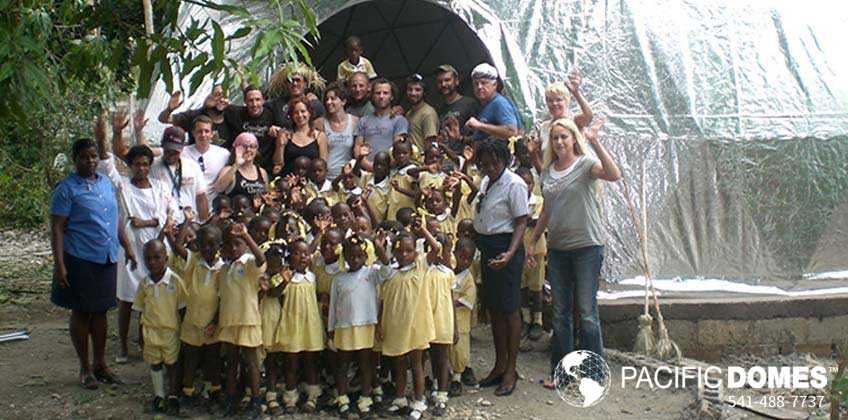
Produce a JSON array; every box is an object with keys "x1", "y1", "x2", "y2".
[
  {"x1": 333, "y1": 185, "x2": 363, "y2": 206},
  {"x1": 428, "y1": 264, "x2": 455, "y2": 345},
  {"x1": 418, "y1": 171, "x2": 446, "y2": 192},
  {"x1": 455, "y1": 181, "x2": 476, "y2": 223},
  {"x1": 432, "y1": 211, "x2": 457, "y2": 239},
  {"x1": 261, "y1": 273, "x2": 284, "y2": 352},
  {"x1": 180, "y1": 251, "x2": 225, "y2": 347},
  {"x1": 361, "y1": 173, "x2": 390, "y2": 222},
  {"x1": 521, "y1": 194, "x2": 547, "y2": 292},
  {"x1": 380, "y1": 256, "x2": 435, "y2": 356},
  {"x1": 217, "y1": 253, "x2": 265, "y2": 347},
  {"x1": 274, "y1": 271, "x2": 325, "y2": 353},
  {"x1": 304, "y1": 179, "x2": 336, "y2": 207},
  {"x1": 449, "y1": 268, "x2": 476, "y2": 372},
  {"x1": 133, "y1": 268, "x2": 184, "y2": 365},
  {"x1": 328, "y1": 265, "x2": 386, "y2": 352},
  {"x1": 386, "y1": 164, "x2": 417, "y2": 221}
]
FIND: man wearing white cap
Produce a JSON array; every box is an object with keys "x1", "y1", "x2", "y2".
[{"x1": 466, "y1": 63, "x2": 520, "y2": 141}]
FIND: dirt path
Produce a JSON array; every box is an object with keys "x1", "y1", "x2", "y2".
[{"x1": 0, "y1": 229, "x2": 697, "y2": 419}]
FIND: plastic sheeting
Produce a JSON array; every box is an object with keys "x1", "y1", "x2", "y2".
[{"x1": 145, "y1": 0, "x2": 848, "y2": 286}]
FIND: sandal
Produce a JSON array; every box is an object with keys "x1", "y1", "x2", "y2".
[
  {"x1": 93, "y1": 367, "x2": 123, "y2": 385},
  {"x1": 79, "y1": 372, "x2": 98, "y2": 390}
]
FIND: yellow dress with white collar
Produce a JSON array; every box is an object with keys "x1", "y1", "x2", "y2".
[{"x1": 274, "y1": 271, "x2": 325, "y2": 353}]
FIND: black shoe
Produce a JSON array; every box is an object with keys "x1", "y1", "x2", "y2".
[
  {"x1": 521, "y1": 321, "x2": 530, "y2": 337},
  {"x1": 150, "y1": 396, "x2": 165, "y2": 413},
  {"x1": 448, "y1": 380, "x2": 463, "y2": 397},
  {"x1": 245, "y1": 397, "x2": 264, "y2": 418},
  {"x1": 494, "y1": 379, "x2": 516, "y2": 397},
  {"x1": 528, "y1": 323, "x2": 544, "y2": 341},
  {"x1": 461, "y1": 368, "x2": 478, "y2": 387},
  {"x1": 181, "y1": 392, "x2": 201, "y2": 408},
  {"x1": 223, "y1": 395, "x2": 239, "y2": 417},
  {"x1": 424, "y1": 376, "x2": 434, "y2": 394},
  {"x1": 478, "y1": 374, "x2": 502, "y2": 388},
  {"x1": 207, "y1": 390, "x2": 224, "y2": 414},
  {"x1": 165, "y1": 395, "x2": 180, "y2": 416}
]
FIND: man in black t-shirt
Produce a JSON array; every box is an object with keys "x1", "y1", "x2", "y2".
[
  {"x1": 435, "y1": 64, "x2": 480, "y2": 134},
  {"x1": 158, "y1": 85, "x2": 234, "y2": 146},
  {"x1": 224, "y1": 86, "x2": 282, "y2": 174}
]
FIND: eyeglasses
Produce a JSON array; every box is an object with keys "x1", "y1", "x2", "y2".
[
  {"x1": 197, "y1": 156, "x2": 205, "y2": 172},
  {"x1": 242, "y1": 144, "x2": 258, "y2": 150}
]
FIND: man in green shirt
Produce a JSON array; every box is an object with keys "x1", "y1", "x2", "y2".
[{"x1": 404, "y1": 73, "x2": 439, "y2": 153}]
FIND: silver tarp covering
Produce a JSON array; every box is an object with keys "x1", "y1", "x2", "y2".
[{"x1": 145, "y1": 0, "x2": 848, "y2": 287}]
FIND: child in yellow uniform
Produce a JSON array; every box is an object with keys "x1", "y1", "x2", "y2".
[
  {"x1": 331, "y1": 163, "x2": 364, "y2": 205},
  {"x1": 387, "y1": 142, "x2": 419, "y2": 221},
  {"x1": 449, "y1": 238, "x2": 478, "y2": 395},
  {"x1": 423, "y1": 229, "x2": 456, "y2": 416},
  {"x1": 453, "y1": 169, "x2": 479, "y2": 223},
  {"x1": 217, "y1": 223, "x2": 266, "y2": 416},
  {"x1": 328, "y1": 233, "x2": 391, "y2": 417},
  {"x1": 361, "y1": 151, "x2": 391, "y2": 223},
  {"x1": 304, "y1": 158, "x2": 335, "y2": 205},
  {"x1": 259, "y1": 243, "x2": 287, "y2": 413},
  {"x1": 423, "y1": 187, "x2": 459, "y2": 239},
  {"x1": 337, "y1": 36, "x2": 377, "y2": 81},
  {"x1": 457, "y1": 219, "x2": 484, "y2": 326},
  {"x1": 517, "y1": 168, "x2": 547, "y2": 340},
  {"x1": 133, "y1": 239, "x2": 185, "y2": 415},
  {"x1": 170, "y1": 224, "x2": 226, "y2": 407},
  {"x1": 378, "y1": 226, "x2": 437, "y2": 419},
  {"x1": 274, "y1": 239, "x2": 325, "y2": 413},
  {"x1": 418, "y1": 148, "x2": 447, "y2": 192}
]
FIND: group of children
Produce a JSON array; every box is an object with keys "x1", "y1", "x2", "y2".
[{"x1": 131, "y1": 132, "x2": 548, "y2": 419}]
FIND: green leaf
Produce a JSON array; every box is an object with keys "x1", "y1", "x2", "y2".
[
  {"x1": 188, "y1": 62, "x2": 214, "y2": 95},
  {"x1": 227, "y1": 26, "x2": 252, "y2": 41},
  {"x1": 162, "y1": 57, "x2": 174, "y2": 93},
  {"x1": 137, "y1": 59, "x2": 155, "y2": 98},
  {"x1": 0, "y1": 63, "x2": 12, "y2": 82},
  {"x1": 211, "y1": 20, "x2": 224, "y2": 65}
]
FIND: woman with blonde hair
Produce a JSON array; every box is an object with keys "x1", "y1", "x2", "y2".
[
  {"x1": 529, "y1": 71, "x2": 594, "y2": 171},
  {"x1": 526, "y1": 116, "x2": 621, "y2": 388}
]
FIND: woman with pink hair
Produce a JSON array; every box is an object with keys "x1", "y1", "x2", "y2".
[{"x1": 213, "y1": 132, "x2": 269, "y2": 198}]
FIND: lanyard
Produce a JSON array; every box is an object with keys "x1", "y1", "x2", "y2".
[{"x1": 164, "y1": 162, "x2": 182, "y2": 200}]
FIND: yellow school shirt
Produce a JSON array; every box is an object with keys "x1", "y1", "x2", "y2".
[
  {"x1": 261, "y1": 273, "x2": 284, "y2": 349},
  {"x1": 168, "y1": 251, "x2": 188, "y2": 281},
  {"x1": 181, "y1": 251, "x2": 225, "y2": 329},
  {"x1": 361, "y1": 173, "x2": 390, "y2": 222},
  {"x1": 523, "y1": 194, "x2": 547, "y2": 255},
  {"x1": 380, "y1": 255, "x2": 435, "y2": 356},
  {"x1": 337, "y1": 56, "x2": 377, "y2": 81},
  {"x1": 418, "y1": 171, "x2": 446, "y2": 192},
  {"x1": 133, "y1": 269, "x2": 184, "y2": 348},
  {"x1": 219, "y1": 253, "x2": 265, "y2": 328},
  {"x1": 452, "y1": 268, "x2": 476, "y2": 333},
  {"x1": 386, "y1": 164, "x2": 417, "y2": 221},
  {"x1": 304, "y1": 180, "x2": 336, "y2": 207},
  {"x1": 312, "y1": 256, "x2": 342, "y2": 296},
  {"x1": 275, "y1": 271, "x2": 325, "y2": 352},
  {"x1": 427, "y1": 264, "x2": 455, "y2": 344},
  {"x1": 432, "y1": 211, "x2": 457, "y2": 238},
  {"x1": 333, "y1": 185, "x2": 363, "y2": 206}
]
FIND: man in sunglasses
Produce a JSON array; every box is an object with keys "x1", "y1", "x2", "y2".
[{"x1": 404, "y1": 73, "x2": 439, "y2": 153}]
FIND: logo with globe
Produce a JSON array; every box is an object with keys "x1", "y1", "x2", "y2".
[{"x1": 554, "y1": 350, "x2": 611, "y2": 408}]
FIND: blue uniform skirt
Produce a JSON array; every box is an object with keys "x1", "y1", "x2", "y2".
[
  {"x1": 476, "y1": 233, "x2": 525, "y2": 313},
  {"x1": 51, "y1": 252, "x2": 117, "y2": 313}
]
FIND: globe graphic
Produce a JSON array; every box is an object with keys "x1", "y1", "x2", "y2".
[{"x1": 554, "y1": 350, "x2": 611, "y2": 408}]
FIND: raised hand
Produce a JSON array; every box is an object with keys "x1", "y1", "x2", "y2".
[
  {"x1": 234, "y1": 146, "x2": 246, "y2": 167},
  {"x1": 93, "y1": 113, "x2": 108, "y2": 142},
  {"x1": 111, "y1": 107, "x2": 130, "y2": 132},
  {"x1": 230, "y1": 222, "x2": 248, "y2": 237},
  {"x1": 566, "y1": 69, "x2": 582, "y2": 94},
  {"x1": 584, "y1": 114, "x2": 607, "y2": 144},
  {"x1": 358, "y1": 143, "x2": 372, "y2": 158},
  {"x1": 168, "y1": 91, "x2": 183, "y2": 110},
  {"x1": 133, "y1": 109, "x2": 149, "y2": 132},
  {"x1": 182, "y1": 207, "x2": 196, "y2": 223},
  {"x1": 315, "y1": 213, "x2": 332, "y2": 233},
  {"x1": 462, "y1": 145, "x2": 474, "y2": 162}
]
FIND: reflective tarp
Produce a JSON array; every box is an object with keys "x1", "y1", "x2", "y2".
[{"x1": 145, "y1": 0, "x2": 848, "y2": 286}]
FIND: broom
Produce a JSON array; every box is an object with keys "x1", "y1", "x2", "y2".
[
  {"x1": 622, "y1": 165, "x2": 681, "y2": 361},
  {"x1": 621, "y1": 176, "x2": 654, "y2": 356}
]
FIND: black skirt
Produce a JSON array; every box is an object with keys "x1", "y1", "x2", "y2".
[
  {"x1": 51, "y1": 252, "x2": 117, "y2": 313},
  {"x1": 476, "y1": 233, "x2": 525, "y2": 313}
]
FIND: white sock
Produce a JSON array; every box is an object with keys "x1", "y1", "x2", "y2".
[
  {"x1": 521, "y1": 307, "x2": 531, "y2": 321},
  {"x1": 452, "y1": 372, "x2": 462, "y2": 382},
  {"x1": 150, "y1": 368, "x2": 165, "y2": 398},
  {"x1": 533, "y1": 312, "x2": 543, "y2": 325}
]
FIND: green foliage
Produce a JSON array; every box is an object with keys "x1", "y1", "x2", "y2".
[{"x1": 0, "y1": 0, "x2": 319, "y2": 228}]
